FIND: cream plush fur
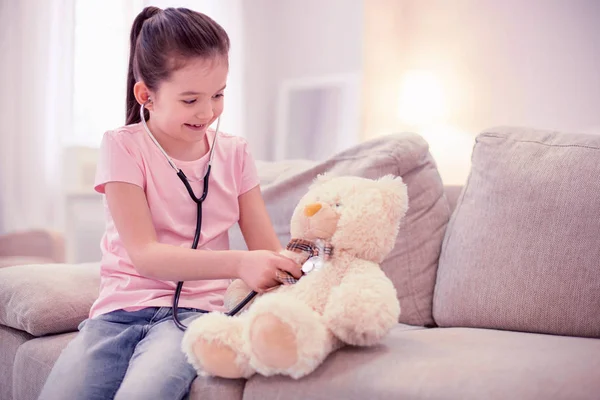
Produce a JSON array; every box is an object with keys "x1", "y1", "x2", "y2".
[{"x1": 181, "y1": 174, "x2": 409, "y2": 379}]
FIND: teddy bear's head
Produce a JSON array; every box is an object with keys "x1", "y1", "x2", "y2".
[{"x1": 289, "y1": 174, "x2": 408, "y2": 263}]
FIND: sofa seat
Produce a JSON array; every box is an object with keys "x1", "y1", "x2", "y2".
[
  {"x1": 15, "y1": 324, "x2": 599, "y2": 400},
  {"x1": 243, "y1": 325, "x2": 600, "y2": 400}
]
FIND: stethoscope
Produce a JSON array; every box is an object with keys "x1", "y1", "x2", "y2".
[{"x1": 140, "y1": 101, "x2": 257, "y2": 331}]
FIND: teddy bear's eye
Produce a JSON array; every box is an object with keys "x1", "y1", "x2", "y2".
[{"x1": 334, "y1": 202, "x2": 342, "y2": 208}]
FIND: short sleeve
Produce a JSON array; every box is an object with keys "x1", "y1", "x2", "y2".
[
  {"x1": 94, "y1": 131, "x2": 145, "y2": 194},
  {"x1": 238, "y1": 140, "x2": 260, "y2": 196}
]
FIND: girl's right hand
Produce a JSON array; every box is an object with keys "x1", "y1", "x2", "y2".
[{"x1": 238, "y1": 250, "x2": 302, "y2": 293}]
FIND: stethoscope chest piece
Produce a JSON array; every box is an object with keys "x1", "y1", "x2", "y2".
[{"x1": 301, "y1": 256, "x2": 324, "y2": 274}]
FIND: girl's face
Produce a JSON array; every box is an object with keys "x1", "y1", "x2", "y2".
[{"x1": 145, "y1": 56, "x2": 228, "y2": 147}]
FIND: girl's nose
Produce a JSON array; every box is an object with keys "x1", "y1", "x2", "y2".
[{"x1": 195, "y1": 100, "x2": 214, "y2": 121}]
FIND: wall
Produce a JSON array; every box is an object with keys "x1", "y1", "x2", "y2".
[
  {"x1": 363, "y1": 0, "x2": 600, "y2": 184},
  {"x1": 361, "y1": 0, "x2": 406, "y2": 139},
  {"x1": 241, "y1": 0, "x2": 363, "y2": 160}
]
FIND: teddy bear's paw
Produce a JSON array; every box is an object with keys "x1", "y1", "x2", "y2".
[
  {"x1": 181, "y1": 312, "x2": 255, "y2": 379},
  {"x1": 243, "y1": 295, "x2": 335, "y2": 379},
  {"x1": 248, "y1": 313, "x2": 298, "y2": 370},
  {"x1": 191, "y1": 338, "x2": 252, "y2": 379}
]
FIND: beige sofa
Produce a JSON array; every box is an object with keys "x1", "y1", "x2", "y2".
[{"x1": 1, "y1": 128, "x2": 599, "y2": 400}]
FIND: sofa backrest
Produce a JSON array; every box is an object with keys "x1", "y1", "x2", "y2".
[{"x1": 433, "y1": 127, "x2": 600, "y2": 338}]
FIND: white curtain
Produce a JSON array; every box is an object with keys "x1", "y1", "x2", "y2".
[{"x1": 0, "y1": 0, "x2": 75, "y2": 234}]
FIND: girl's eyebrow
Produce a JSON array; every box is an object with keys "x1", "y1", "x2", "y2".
[{"x1": 179, "y1": 85, "x2": 226, "y2": 96}]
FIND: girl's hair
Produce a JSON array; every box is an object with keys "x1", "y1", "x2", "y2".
[{"x1": 126, "y1": 6, "x2": 230, "y2": 125}]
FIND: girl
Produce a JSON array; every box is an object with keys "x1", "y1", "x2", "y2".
[{"x1": 38, "y1": 6, "x2": 300, "y2": 400}]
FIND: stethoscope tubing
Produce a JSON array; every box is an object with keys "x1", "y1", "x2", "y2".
[{"x1": 139, "y1": 102, "x2": 257, "y2": 331}]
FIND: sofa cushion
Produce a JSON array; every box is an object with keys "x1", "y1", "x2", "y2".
[
  {"x1": 0, "y1": 262, "x2": 99, "y2": 336},
  {"x1": 433, "y1": 127, "x2": 600, "y2": 338},
  {"x1": 243, "y1": 326, "x2": 600, "y2": 400},
  {"x1": 231, "y1": 134, "x2": 451, "y2": 327}
]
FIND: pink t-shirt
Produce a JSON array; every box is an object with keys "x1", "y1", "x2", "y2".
[{"x1": 90, "y1": 123, "x2": 259, "y2": 319}]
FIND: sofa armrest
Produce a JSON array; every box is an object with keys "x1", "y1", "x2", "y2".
[{"x1": 0, "y1": 229, "x2": 65, "y2": 263}]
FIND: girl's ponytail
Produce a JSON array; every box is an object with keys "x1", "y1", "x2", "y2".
[{"x1": 126, "y1": 6, "x2": 161, "y2": 125}]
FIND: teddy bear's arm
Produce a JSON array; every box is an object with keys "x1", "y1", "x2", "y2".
[{"x1": 323, "y1": 261, "x2": 400, "y2": 346}]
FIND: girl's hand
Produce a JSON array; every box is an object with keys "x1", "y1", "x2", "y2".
[{"x1": 238, "y1": 250, "x2": 301, "y2": 293}]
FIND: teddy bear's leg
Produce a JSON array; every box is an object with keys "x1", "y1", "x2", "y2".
[
  {"x1": 243, "y1": 293, "x2": 341, "y2": 379},
  {"x1": 181, "y1": 312, "x2": 255, "y2": 379}
]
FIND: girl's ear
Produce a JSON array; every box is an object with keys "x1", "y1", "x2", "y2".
[{"x1": 134, "y1": 81, "x2": 153, "y2": 111}]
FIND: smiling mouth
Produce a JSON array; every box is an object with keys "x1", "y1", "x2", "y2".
[{"x1": 185, "y1": 123, "x2": 206, "y2": 129}]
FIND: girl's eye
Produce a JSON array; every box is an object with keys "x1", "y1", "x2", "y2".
[
  {"x1": 334, "y1": 203, "x2": 342, "y2": 208},
  {"x1": 213, "y1": 93, "x2": 224, "y2": 99},
  {"x1": 182, "y1": 99, "x2": 196, "y2": 105}
]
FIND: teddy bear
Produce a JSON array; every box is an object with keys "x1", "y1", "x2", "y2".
[{"x1": 181, "y1": 174, "x2": 409, "y2": 380}]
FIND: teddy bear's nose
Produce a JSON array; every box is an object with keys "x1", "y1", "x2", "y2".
[{"x1": 304, "y1": 203, "x2": 322, "y2": 217}]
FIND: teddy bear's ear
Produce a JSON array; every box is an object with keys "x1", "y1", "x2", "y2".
[{"x1": 377, "y1": 174, "x2": 409, "y2": 215}]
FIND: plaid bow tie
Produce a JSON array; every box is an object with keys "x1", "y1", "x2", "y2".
[
  {"x1": 275, "y1": 238, "x2": 334, "y2": 285},
  {"x1": 286, "y1": 238, "x2": 334, "y2": 260}
]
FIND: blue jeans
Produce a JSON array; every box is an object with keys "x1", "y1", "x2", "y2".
[{"x1": 38, "y1": 307, "x2": 204, "y2": 400}]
